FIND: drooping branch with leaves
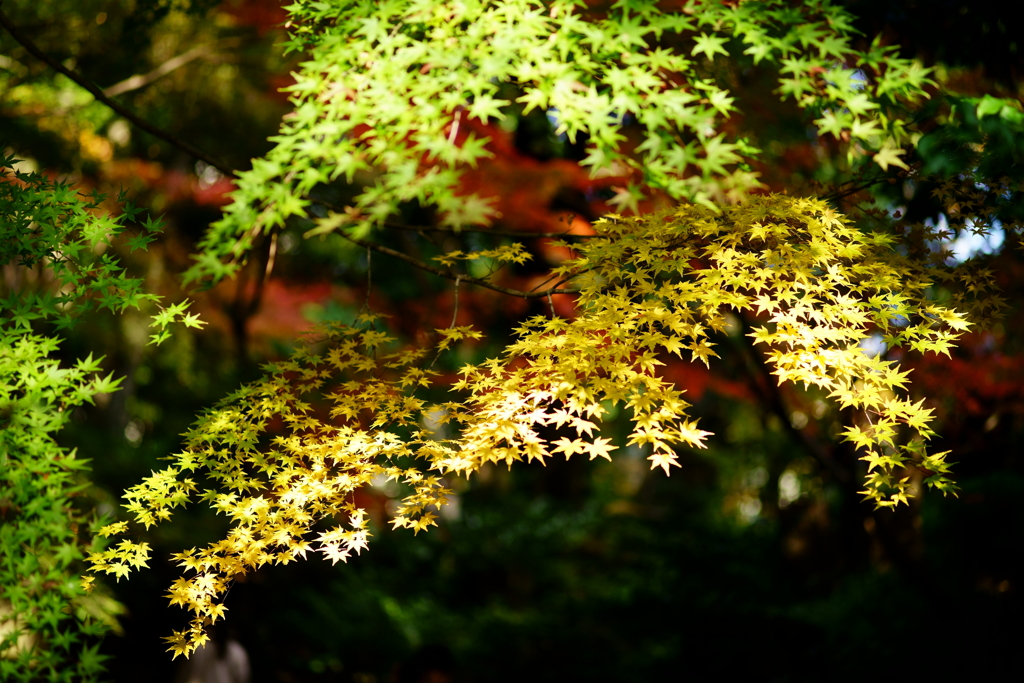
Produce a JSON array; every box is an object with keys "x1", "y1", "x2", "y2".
[{"x1": 89, "y1": 194, "x2": 1003, "y2": 657}]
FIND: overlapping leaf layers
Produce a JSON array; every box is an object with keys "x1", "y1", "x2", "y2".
[
  {"x1": 188, "y1": 0, "x2": 932, "y2": 283},
  {"x1": 90, "y1": 194, "x2": 996, "y2": 658},
  {"x1": 896, "y1": 93, "x2": 1024, "y2": 262},
  {"x1": 0, "y1": 157, "x2": 199, "y2": 681}
]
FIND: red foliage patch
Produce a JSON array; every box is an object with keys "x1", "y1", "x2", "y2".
[{"x1": 220, "y1": 0, "x2": 288, "y2": 36}]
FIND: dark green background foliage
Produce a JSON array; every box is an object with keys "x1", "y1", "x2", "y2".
[{"x1": 3, "y1": 1, "x2": 1024, "y2": 681}]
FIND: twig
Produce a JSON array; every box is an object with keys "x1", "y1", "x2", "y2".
[
  {"x1": 820, "y1": 172, "x2": 889, "y2": 203},
  {"x1": 429, "y1": 276, "x2": 461, "y2": 369},
  {"x1": 0, "y1": 6, "x2": 233, "y2": 177},
  {"x1": 381, "y1": 218, "x2": 590, "y2": 240},
  {"x1": 449, "y1": 276, "x2": 461, "y2": 328},
  {"x1": 447, "y1": 109, "x2": 462, "y2": 145},
  {"x1": 263, "y1": 231, "x2": 278, "y2": 285},
  {"x1": 103, "y1": 44, "x2": 214, "y2": 98},
  {"x1": 361, "y1": 246, "x2": 372, "y2": 314},
  {"x1": 529, "y1": 272, "x2": 560, "y2": 293},
  {"x1": 336, "y1": 231, "x2": 579, "y2": 299},
  {"x1": 306, "y1": 194, "x2": 588, "y2": 240}
]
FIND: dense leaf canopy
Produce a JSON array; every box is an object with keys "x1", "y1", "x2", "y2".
[{"x1": 2, "y1": 0, "x2": 1023, "y2": 680}]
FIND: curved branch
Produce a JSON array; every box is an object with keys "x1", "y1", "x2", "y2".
[
  {"x1": 103, "y1": 43, "x2": 217, "y2": 98},
  {"x1": 337, "y1": 231, "x2": 579, "y2": 299},
  {"x1": 380, "y1": 218, "x2": 591, "y2": 240},
  {"x1": 0, "y1": 6, "x2": 233, "y2": 177},
  {"x1": 820, "y1": 172, "x2": 889, "y2": 203}
]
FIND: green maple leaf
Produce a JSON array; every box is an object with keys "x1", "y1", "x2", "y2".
[
  {"x1": 692, "y1": 33, "x2": 729, "y2": 61},
  {"x1": 467, "y1": 94, "x2": 510, "y2": 122},
  {"x1": 126, "y1": 231, "x2": 158, "y2": 252}
]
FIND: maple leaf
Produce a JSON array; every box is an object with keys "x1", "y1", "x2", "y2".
[
  {"x1": 691, "y1": 33, "x2": 729, "y2": 61},
  {"x1": 583, "y1": 437, "x2": 615, "y2": 461},
  {"x1": 872, "y1": 142, "x2": 910, "y2": 171}
]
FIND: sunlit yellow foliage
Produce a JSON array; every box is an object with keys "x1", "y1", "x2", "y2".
[{"x1": 87, "y1": 194, "x2": 999, "y2": 658}]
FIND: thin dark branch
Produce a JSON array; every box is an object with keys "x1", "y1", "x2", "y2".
[
  {"x1": 0, "y1": 6, "x2": 234, "y2": 177},
  {"x1": 336, "y1": 231, "x2": 579, "y2": 299},
  {"x1": 529, "y1": 272, "x2": 561, "y2": 293},
  {"x1": 361, "y1": 246, "x2": 371, "y2": 314},
  {"x1": 449, "y1": 276, "x2": 461, "y2": 328},
  {"x1": 820, "y1": 173, "x2": 889, "y2": 203},
  {"x1": 382, "y1": 219, "x2": 592, "y2": 240},
  {"x1": 1, "y1": 5, "x2": 591, "y2": 299},
  {"x1": 103, "y1": 43, "x2": 216, "y2": 98},
  {"x1": 429, "y1": 276, "x2": 461, "y2": 369},
  {"x1": 244, "y1": 237, "x2": 271, "y2": 320}
]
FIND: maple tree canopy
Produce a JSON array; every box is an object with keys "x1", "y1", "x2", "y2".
[{"x1": 2, "y1": 0, "x2": 1022, "y2": 678}]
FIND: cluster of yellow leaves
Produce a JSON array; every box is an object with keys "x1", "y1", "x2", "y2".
[
  {"x1": 435, "y1": 326, "x2": 484, "y2": 352},
  {"x1": 85, "y1": 522, "x2": 150, "y2": 582},
  {"x1": 448, "y1": 312, "x2": 710, "y2": 476},
  {"x1": 87, "y1": 325, "x2": 455, "y2": 658},
  {"x1": 456, "y1": 195, "x2": 983, "y2": 506},
  {"x1": 88, "y1": 195, "x2": 996, "y2": 657},
  {"x1": 432, "y1": 244, "x2": 533, "y2": 268}
]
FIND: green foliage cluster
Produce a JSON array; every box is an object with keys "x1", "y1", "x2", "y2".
[
  {"x1": 192, "y1": 0, "x2": 932, "y2": 284},
  {"x1": 920, "y1": 94, "x2": 1024, "y2": 179},
  {"x1": 0, "y1": 328, "x2": 108, "y2": 680},
  {"x1": 0, "y1": 156, "x2": 200, "y2": 680}
]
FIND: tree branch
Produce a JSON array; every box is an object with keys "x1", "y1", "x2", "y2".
[
  {"x1": 820, "y1": 172, "x2": 889, "y2": 203},
  {"x1": 381, "y1": 219, "x2": 592, "y2": 240},
  {"x1": 102, "y1": 43, "x2": 217, "y2": 98},
  {"x1": 0, "y1": 5, "x2": 234, "y2": 177},
  {"x1": 336, "y1": 231, "x2": 579, "y2": 299}
]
